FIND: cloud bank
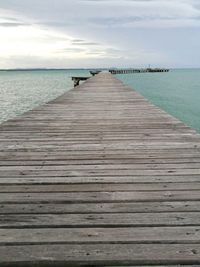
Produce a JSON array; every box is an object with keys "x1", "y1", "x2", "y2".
[{"x1": 0, "y1": 0, "x2": 200, "y2": 68}]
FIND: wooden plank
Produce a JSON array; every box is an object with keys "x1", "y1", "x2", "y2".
[
  {"x1": 0, "y1": 212, "x2": 200, "y2": 228},
  {"x1": 0, "y1": 244, "x2": 200, "y2": 265},
  {"x1": 1, "y1": 169, "x2": 200, "y2": 177},
  {"x1": 1, "y1": 152, "x2": 200, "y2": 162},
  {"x1": 0, "y1": 162, "x2": 200, "y2": 170},
  {"x1": 1, "y1": 191, "x2": 200, "y2": 204},
  {"x1": 2, "y1": 157, "x2": 200, "y2": 165},
  {"x1": 1, "y1": 183, "x2": 200, "y2": 192},
  {"x1": 1, "y1": 226, "x2": 200, "y2": 245},
  {"x1": 0, "y1": 201, "x2": 199, "y2": 214},
  {"x1": 1, "y1": 175, "x2": 200, "y2": 184}
]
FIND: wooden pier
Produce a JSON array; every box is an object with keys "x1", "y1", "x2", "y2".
[
  {"x1": 109, "y1": 68, "x2": 169, "y2": 74},
  {"x1": 0, "y1": 72, "x2": 200, "y2": 266}
]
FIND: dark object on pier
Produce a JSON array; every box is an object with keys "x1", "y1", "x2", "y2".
[
  {"x1": 90, "y1": 70, "x2": 101, "y2": 76},
  {"x1": 72, "y1": 76, "x2": 90, "y2": 87},
  {"x1": 109, "y1": 68, "x2": 169, "y2": 74}
]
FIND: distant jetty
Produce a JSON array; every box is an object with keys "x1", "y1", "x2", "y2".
[
  {"x1": 109, "y1": 68, "x2": 169, "y2": 74},
  {"x1": 72, "y1": 68, "x2": 169, "y2": 87}
]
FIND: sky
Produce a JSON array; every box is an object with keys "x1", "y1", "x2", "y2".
[{"x1": 0, "y1": 0, "x2": 200, "y2": 69}]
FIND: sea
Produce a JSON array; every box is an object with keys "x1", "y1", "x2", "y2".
[{"x1": 0, "y1": 68, "x2": 200, "y2": 133}]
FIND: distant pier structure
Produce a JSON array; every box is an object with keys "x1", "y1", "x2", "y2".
[
  {"x1": 72, "y1": 68, "x2": 169, "y2": 87},
  {"x1": 109, "y1": 68, "x2": 169, "y2": 74}
]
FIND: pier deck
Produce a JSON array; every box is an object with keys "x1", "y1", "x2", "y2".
[{"x1": 0, "y1": 72, "x2": 200, "y2": 266}]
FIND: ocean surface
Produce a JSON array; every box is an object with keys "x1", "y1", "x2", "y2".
[
  {"x1": 117, "y1": 69, "x2": 200, "y2": 133},
  {"x1": 0, "y1": 69, "x2": 200, "y2": 133},
  {"x1": 0, "y1": 69, "x2": 90, "y2": 123}
]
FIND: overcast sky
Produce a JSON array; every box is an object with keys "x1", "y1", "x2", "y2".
[{"x1": 0, "y1": 0, "x2": 200, "y2": 68}]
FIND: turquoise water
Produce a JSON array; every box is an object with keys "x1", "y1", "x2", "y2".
[
  {"x1": 0, "y1": 69, "x2": 90, "y2": 123},
  {"x1": 117, "y1": 69, "x2": 200, "y2": 133},
  {"x1": 0, "y1": 69, "x2": 200, "y2": 133}
]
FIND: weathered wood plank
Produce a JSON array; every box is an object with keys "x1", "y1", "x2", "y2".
[
  {"x1": 1, "y1": 191, "x2": 200, "y2": 203},
  {"x1": 0, "y1": 162, "x2": 200, "y2": 171},
  {"x1": 1, "y1": 183, "x2": 200, "y2": 192},
  {"x1": 1, "y1": 175, "x2": 200, "y2": 184},
  {"x1": 1, "y1": 169, "x2": 200, "y2": 177},
  {"x1": 0, "y1": 201, "x2": 199, "y2": 214},
  {"x1": 1, "y1": 226, "x2": 200, "y2": 245},
  {"x1": 0, "y1": 244, "x2": 200, "y2": 265},
  {"x1": 1, "y1": 157, "x2": 200, "y2": 166},
  {"x1": 0, "y1": 212, "x2": 200, "y2": 228}
]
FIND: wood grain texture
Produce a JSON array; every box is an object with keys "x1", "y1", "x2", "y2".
[
  {"x1": 0, "y1": 72, "x2": 200, "y2": 266},
  {"x1": 1, "y1": 244, "x2": 200, "y2": 265}
]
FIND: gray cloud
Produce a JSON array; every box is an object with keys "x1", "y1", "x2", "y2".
[
  {"x1": 58, "y1": 48, "x2": 84, "y2": 53},
  {"x1": 71, "y1": 39, "x2": 100, "y2": 46},
  {"x1": 72, "y1": 42, "x2": 100, "y2": 46},
  {"x1": 72, "y1": 39, "x2": 85, "y2": 42},
  {"x1": 0, "y1": 0, "x2": 200, "y2": 68},
  {"x1": 0, "y1": 22, "x2": 29, "y2": 27},
  {"x1": 89, "y1": 15, "x2": 199, "y2": 27},
  {"x1": 90, "y1": 16, "x2": 143, "y2": 26}
]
